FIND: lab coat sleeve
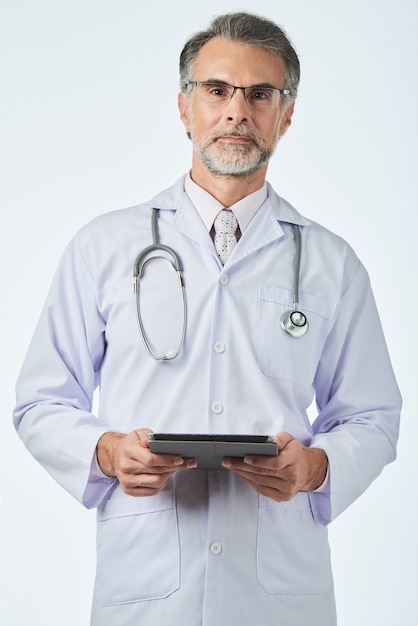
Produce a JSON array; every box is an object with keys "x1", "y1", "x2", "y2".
[
  {"x1": 308, "y1": 261, "x2": 401, "y2": 524},
  {"x1": 13, "y1": 236, "x2": 117, "y2": 508}
]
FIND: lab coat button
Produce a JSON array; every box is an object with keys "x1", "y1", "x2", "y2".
[
  {"x1": 211, "y1": 402, "x2": 223, "y2": 414},
  {"x1": 214, "y1": 341, "x2": 226, "y2": 354},
  {"x1": 209, "y1": 542, "x2": 222, "y2": 555},
  {"x1": 219, "y1": 274, "x2": 229, "y2": 285}
]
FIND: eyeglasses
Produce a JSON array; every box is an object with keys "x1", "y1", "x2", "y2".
[{"x1": 185, "y1": 81, "x2": 290, "y2": 109}]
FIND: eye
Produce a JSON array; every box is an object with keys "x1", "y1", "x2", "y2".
[
  {"x1": 247, "y1": 88, "x2": 273, "y2": 103},
  {"x1": 206, "y1": 83, "x2": 230, "y2": 98}
]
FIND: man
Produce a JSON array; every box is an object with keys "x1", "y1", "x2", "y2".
[{"x1": 14, "y1": 12, "x2": 401, "y2": 626}]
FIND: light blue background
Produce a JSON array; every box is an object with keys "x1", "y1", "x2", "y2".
[{"x1": 1, "y1": 1, "x2": 416, "y2": 624}]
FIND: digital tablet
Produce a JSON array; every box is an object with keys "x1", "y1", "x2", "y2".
[{"x1": 147, "y1": 433, "x2": 278, "y2": 470}]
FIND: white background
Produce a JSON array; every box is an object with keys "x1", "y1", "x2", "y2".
[{"x1": 1, "y1": 1, "x2": 417, "y2": 624}]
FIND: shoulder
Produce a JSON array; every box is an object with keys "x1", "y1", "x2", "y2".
[
  {"x1": 73, "y1": 176, "x2": 187, "y2": 246},
  {"x1": 268, "y1": 182, "x2": 357, "y2": 252},
  {"x1": 267, "y1": 182, "x2": 363, "y2": 290}
]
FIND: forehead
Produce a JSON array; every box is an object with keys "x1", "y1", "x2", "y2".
[{"x1": 193, "y1": 36, "x2": 286, "y2": 86}]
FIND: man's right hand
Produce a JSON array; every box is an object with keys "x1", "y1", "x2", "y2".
[{"x1": 96, "y1": 428, "x2": 196, "y2": 496}]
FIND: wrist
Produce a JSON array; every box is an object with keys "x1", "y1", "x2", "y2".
[
  {"x1": 302, "y1": 447, "x2": 328, "y2": 492},
  {"x1": 96, "y1": 432, "x2": 124, "y2": 477}
]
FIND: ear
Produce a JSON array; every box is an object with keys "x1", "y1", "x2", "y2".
[
  {"x1": 178, "y1": 92, "x2": 191, "y2": 132},
  {"x1": 279, "y1": 100, "x2": 295, "y2": 137}
]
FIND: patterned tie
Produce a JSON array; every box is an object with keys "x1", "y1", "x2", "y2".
[{"x1": 214, "y1": 210, "x2": 238, "y2": 264}]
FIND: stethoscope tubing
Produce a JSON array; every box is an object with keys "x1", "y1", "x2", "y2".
[
  {"x1": 133, "y1": 209, "x2": 183, "y2": 277},
  {"x1": 133, "y1": 209, "x2": 308, "y2": 361},
  {"x1": 133, "y1": 209, "x2": 186, "y2": 361}
]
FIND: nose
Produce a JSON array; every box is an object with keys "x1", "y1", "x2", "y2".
[{"x1": 225, "y1": 87, "x2": 250, "y2": 123}]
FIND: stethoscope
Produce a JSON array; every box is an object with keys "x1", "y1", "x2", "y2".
[
  {"x1": 133, "y1": 209, "x2": 308, "y2": 361},
  {"x1": 279, "y1": 222, "x2": 309, "y2": 338}
]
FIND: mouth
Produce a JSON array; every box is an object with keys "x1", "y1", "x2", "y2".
[
  {"x1": 215, "y1": 133, "x2": 255, "y2": 147},
  {"x1": 219, "y1": 136, "x2": 253, "y2": 144}
]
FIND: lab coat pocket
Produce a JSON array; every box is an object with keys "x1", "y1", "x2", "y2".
[
  {"x1": 257, "y1": 492, "x2": 333, "y2": 594},
  {"x1": 257, "y1": 285, "x2": 335, "y2": 388},
  {"x1": 95, "y1": 490, "x2": 180, "y2": 605}
]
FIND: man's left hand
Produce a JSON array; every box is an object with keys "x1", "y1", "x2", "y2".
[{"x1": 222, "y1": 432, "x2": 328, "y2": 502}]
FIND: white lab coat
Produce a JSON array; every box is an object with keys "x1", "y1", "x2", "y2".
[{"x1": 14, "y1": 176, "x2": 401, "y2": 626}]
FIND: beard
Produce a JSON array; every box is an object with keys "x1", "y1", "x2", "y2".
[{"x1": 191, "y1": 125, "x2": 278, "y2": 178}]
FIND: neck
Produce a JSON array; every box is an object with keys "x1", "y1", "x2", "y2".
[{"x1": 189, "y1": 160, "x2": 267, "y2": 207}]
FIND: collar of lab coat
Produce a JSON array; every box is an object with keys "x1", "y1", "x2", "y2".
[{"x1": 143, "y1": 175, "x2": 312, "y2": 265}]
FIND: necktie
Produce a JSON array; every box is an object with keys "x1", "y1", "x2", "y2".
[{"x1": 213, "y1": 209, "x2": 238, "y2": 264}]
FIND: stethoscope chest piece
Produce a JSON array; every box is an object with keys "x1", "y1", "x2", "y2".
[{"x1": 280, "y1": 309, "x2": 309, "y2": 337}]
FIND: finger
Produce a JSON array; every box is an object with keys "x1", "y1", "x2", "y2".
[
  {"x1": 230, "y1": 467, "x2": 292, "y2": 497},
  {"x1": 274, "y1": 431, "x2": 296, "y2": 451},
  {"x1": 133, "y1": 431, "x2": 196, "y2": 469},
  {"x1": 124, "y1": 469, "x2": 177, "y2": 489},
  {"x1": 143, "y1": 455, "x2": 197, "y2": 471},
  {"x1": 222, "y1": 434, "x2": 295, "y2": 472},
  {"x1": 222, "y1": 455, "x2": 283, "y2": 474},
  {"x1": 128, "y1": 455, "x2": 196, "y2": 474},
  {"x1": 226, "y1": 465, "x2": 298, "y2": 500},
  {"x1": 143, "y1": 451, "x2": 186, "y2": 468},
  {"x1": 124, "y1": 435, "x2": 184, "y2": 469},
  {"x1": 122, "y1": 471, "x2": 177, "y2": 497},
  {"x1": 226, "y1": 465, "x2": 284, "y2": 485},
  {"x1": 136, "y1": 428, "x2": 153, "y2": 448},
  {"x1": 237, "y1": 474, "x2": 295, "y2": 502}
]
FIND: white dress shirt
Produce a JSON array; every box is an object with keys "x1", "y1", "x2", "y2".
[{"x1": 184, "y1": 171, "x2": 268, "y2": 234}]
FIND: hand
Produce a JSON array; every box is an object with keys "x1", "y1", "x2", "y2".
[
  {"x1": 222, "y1": 432, "x2": 328, "y2": 503},
  {"x1": 96, "y1": 428, "x2": 196, "y2": 497}
]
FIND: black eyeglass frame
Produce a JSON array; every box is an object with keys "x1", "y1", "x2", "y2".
[{"x1": 185, "y1": 80, "x2": 291, "y2": 107}]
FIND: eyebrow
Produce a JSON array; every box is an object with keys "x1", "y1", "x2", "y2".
[{"x1": 202, "y1": 79, "x2": 280, "y2": 89}]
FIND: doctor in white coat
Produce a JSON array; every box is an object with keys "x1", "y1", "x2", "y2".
[{"x1": 14, "y1": 12, "x2": 401, "y2": 626}]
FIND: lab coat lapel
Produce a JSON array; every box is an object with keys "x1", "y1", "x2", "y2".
[
  {"x1": 226, "y1": 184, "x2": 311, "y2": 266},
  {"x1": 173, "y1": 191, "x2": 214, "y2": 251},
  {"x1": 171, "y1": 196, "x2": 286, "y2": 267},
  {"x1": 168, "y1": 182, "x2": 290, "y2": 264},
  {"x1": 145, "y1": 176, "x2": 215, "y2": 255},
  {"x1": 145, "y1": 176, "x2": 311, "y2": 266},
  {"x1": 229, "y1": 200, "x2": 285, "y2": 265}
]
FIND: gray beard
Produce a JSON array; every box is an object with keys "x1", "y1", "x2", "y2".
[{"x1": 191, "y1": 129, "x2": 277, "y2": 178}]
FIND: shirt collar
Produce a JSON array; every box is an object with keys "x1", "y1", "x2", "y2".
[{"x1": 184, "y1": 172, "x2": 268, "y2": 234}]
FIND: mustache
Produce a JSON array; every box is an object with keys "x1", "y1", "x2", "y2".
[{"x1": 212, "y1": 126, "x2": 261, "y2": 143}]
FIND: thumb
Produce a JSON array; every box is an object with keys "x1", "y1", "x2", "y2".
[
  {"x1": 274, "y1": 431, "x2": 295, "y2": 451},
  {"x1": 135, "y1": 428, "x2": 153, "y2": 448}
]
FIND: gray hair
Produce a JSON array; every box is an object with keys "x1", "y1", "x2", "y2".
[{"x1": 179, "y1": 12, "x2": 300, "y2": 109}]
